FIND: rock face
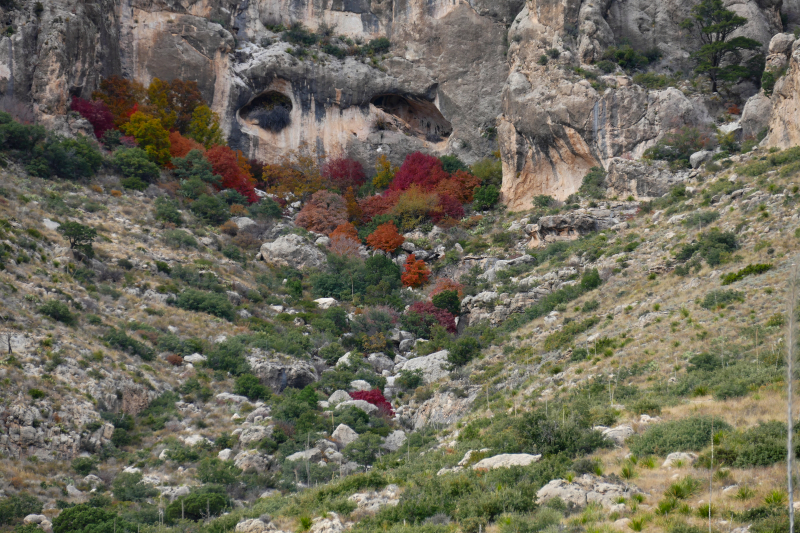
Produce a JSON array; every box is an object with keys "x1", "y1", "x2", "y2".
[
  {"x1": 397, "y1": 350, "x2": 449, "y2": 384},
  {"x1": 331, "y1": 424, "x2": 359, "y2": 447},
  {"x1": 536, "y1": 474, "x2": 643, "y2": 510},
  {"x1": 604, "y1": 159, "x2": 684, "y2": 200},
  {"x1": 766, "y1": 35, "x2": 800, "y2": 149},
  {"x1": 248, "y1": 351, "x2": 319, "y2": 392},
  {"x1": 259, "y1": 235, "x2": 326, "y2": 270}
]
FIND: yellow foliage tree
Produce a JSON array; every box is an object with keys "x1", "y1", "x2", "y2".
[
  {"x1": 373, "y1": 154, "x2": 397, "y2": 189},
  {"x1": 188, "y1": 105, "x2": 224, "y2": 148},
  {"x1": 121, "y1": 112, "x2": 172, "y2": 165}
]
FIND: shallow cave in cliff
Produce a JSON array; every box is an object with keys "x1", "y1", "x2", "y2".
[
  {"x1": 371, "y1": 94, "x2": 452, "y2": 142},
  {"x1": 240, "y1": 91, "x2": 293, "y2": 133}
]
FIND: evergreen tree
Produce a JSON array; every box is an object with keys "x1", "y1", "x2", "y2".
[{"x1": 681, "y1": 0, "x2": 762, "y2": 93}]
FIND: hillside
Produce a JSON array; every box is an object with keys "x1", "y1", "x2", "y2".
[{"x1": 0, "y1": 109, "x2": 797, "y2": 533}]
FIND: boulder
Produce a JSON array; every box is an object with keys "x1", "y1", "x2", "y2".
[
  {"x1": 689, "y1": 150, "x2": 714, "y2": 169},
  {"x1": 662, "y1": 452, "x2": 698, "y2": 468},
  {"x1": 183, "y1": 353, "x2": 207, "y2": 364},
  {"x1": 600, "y1": 425, "x2": 634, "y2": 446},
  {"x1": 232, "y1": 217, "x2": 256, "y2": 230},
  {"x1": 398, "y1": 339, "x2": 415, "y2": 352},
  {"x1": 286, "y1": 448, "x2": 323, "y2": 463},
  {"x1": 260, "y1": 235, "x2": 326, "y2": 270},
  {"x1": 335, "y1": 400, "x2": 379, "y2": 415},
  {"x1": 536, "y1": 474, "x2": 642, "y2": 510},
  {"x1": 740, "y1": 92, "x2": 773, "y2": 140},
  {"x1": 245, "y1": 406, "x2": 272, "y2": 423},
  {"x1": 331, "y1": 424, "x2": 359, "y2": 447},
  {"x1": 309, "y1": 513, "x2": 345, "y2": 533},
  {"x1": 235, "y1": 519, "x2": 275, "y2": 533},
  {"x1": 347, "y1": 484, "x2": 401, "y2": 514},
  {"x1": 182, "y1": 434, "x2": 211, "y2": 447},
  {"x1": 399, "y1": 350, "x2": 450, "y2": 384},
  {"x1": 327, "y1": 390, "x2": 352, "y2": 406},
  {"x1": 238, "y1": 425, "x2": 274, "y2": 446},
  {"x1": 249, "y1": 357, "x2": 319, "y2": 393},
  {"x1": 234, "y1": 449, "x2": 272, "y2": 473},
  {"x1": 472, "y1": 453, "x2": 541, "y2": 470},
  {"x1": 314, "y1": 298, "x2": 337, "y2": 310},
  {"x1": 218, "y1": 448, "x2": 233, "y2": 461},
  {"x1": 604, "y1": 158, "x2": 683, "y2": 200},
  {"x1": 349, "y1": 380, "x2": 372, "y2": 391},
  {"x1": 367, "y1": 353, "x2": 394, "y2": 374},
  {"x1": 382, "y1": 430, "x2": 407, "y2": 452},
  {"x1": 42, "y1": 219, "x2": 60, "y2": 231}
]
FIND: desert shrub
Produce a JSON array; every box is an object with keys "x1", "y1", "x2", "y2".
[
  {"x1": 104, "y1": 328, "x2": 155, "y2": 360},
  {"x1": 0, "y1": 494, "x2": 42, "y2": 526},
  {"x1": 38, "y1": 300, "x2": 77, "y2": 325},
  {"x1": 190, "y1": 194, "x2": 230, "y2": 225},
  {"x1": 644, "y1": 126, "x2": 713, "y2": 168},
  {"x1": 699, "y1": 289, "x2": 744, "y2": 309},
  {"x1": 543, "y1": 316, "x2": 600, "y2": 351},
  {"x1": 682, "y1": 210, "x2": 719, "y2": 228},
  {"x1": 234, "y1": 373, "x2": 271, "y2": 401},
  {"x1": 154, "y1": 197, "x2": 183, "y2": 225},
  {"x1": 163, "y1": 229, "x2": 197, "y2": 248},
  {"x1": 721, "y1": 263, "x2": 772, "y2": 285},
  {"x1": 631, "y1": 398, "x2": 662, "y2": 416},
  {"x1": 447, "y1": 337, "x2": 481, "y2": 367},
  {"x1": 579, "y1": 167, "x2": 606, "y2": 199},
  {"x1": 174, "y1": 289, "x2": 235, "y2": 320},
  {"x1": 497, "y1": 509, "x2": 562, "y2": 533},
  {"x1": 319, "y1": 343, "x2": 346, "y2": 366},
  {"x1": 197, "y1": 458, "x2": 242, "y2": 486},
  {"x1": 363, "y1": 37, "x2": 391, "y2": 55},
  {"x1": 71, "y1": 457, "x2": 97, "y2": 475},
  {"x1": 112, "y1": 472, "x2": 159, "y2": 503},
  {"x1": 676, "y1": 229, "x2": 738, "y2": 266},
  {"x1": 628, "y1": 416, "x2": 731, "y2": 456},
  {"x1": 515, "y1": 410, "x2": 611, "y2": 457},
  {"x1": 688, "y1": 353, "x2": 721, "y2": 372},
  {"x1": 343, "y1": 433, "x2": 384, "y2": 465},
  {"x1": 52, "y1": 505, "x2": 125, "y2": 533},
  {"x1": 205, "y1": 337, "x2": 250, "y2": 375}
]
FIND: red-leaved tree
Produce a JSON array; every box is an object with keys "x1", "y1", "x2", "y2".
[
  {"x1": 435, "y1": 170, "x2": 481, "y2": 204},
  {"x1": 407, "y1": 301, "x2": 456, "y2": 333},
  {"x1": 169, "y1": 131, "x2": 205, "y2": 160},
  {"x1": 349, "y1": 389, "x2": 394, "y2": 417},
  {"x1": 359, "y1": 190, "x2": 401, "y2": 221},
  {"x1": 322, "y1": 157, "x2": 367, "y2": 190},
  {"x1": 391, "y1": 152, "x2": 449, "y2": 192},
  {"x1": 295, "y1": 190, "x2": 348, "y2": 234},
  {"x1": 366, "y1": 221, "x2": 404, "y2": 252},
  {"x1": 204, "y1": 145, "x2": 258, "y2": 203},
  {"x1": 330, "y1": 222, "x2": 360, "y2": 241},
  {"x1": 430, "y1": 278, "x2": 464, "y2": 299},
  {"x1": 329, "y1": 234, "x2": 362, "y2": 257},
  {"x1": 401, "y1": 253, "x2": 430, "y2": 287},
  {"x1": 430, "y1": 194, "x2": 465, "y2": 223},
  {"x1": 70, "y1": 96, "x2": 115, "y2": 140}
]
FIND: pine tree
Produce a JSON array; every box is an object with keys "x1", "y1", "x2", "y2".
[{"x1": 680, "y1": 0, "x2": 762, "y2": 93}]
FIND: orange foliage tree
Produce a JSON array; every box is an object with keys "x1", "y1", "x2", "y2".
[
  {"x1": 359, "y1": 190, "x2": 401, "y2": 222},
  {"x1": 435, "y1": 170, "x2": 481, "y2": 204},
  {"x1": 263, "y1": 145, "x2": 325, "y2": 200},
  {"x1": 366, "y1": 221, "x2": 404, "y2": 252},
  {"x1": 344, "y1": 187, "x2": 363, "y2": 224},
  {"x1": 205, "y1": 145, "x2": 258, "y2": 203},
  {"x1": 92, "y1": 75, "x2": 145, "y2": 128},
  {"x1": 401, "y1": 254, "x2": 430, "y2": 287},
  {"x1": 169, "y1": 131, "x2": 205, "y2": 159},
  {"x1": 330, "y1": 222, "x2": 359, "y2": 242},
  {"x1": 146, "y1": 78, "x2": 204, "y2": 133},
  {"x1": 430, "y1": 278, "x2": 464, "y2": 298},
  {"x1": 295, "y1": 190, "x2": 348, "y2": 234}
]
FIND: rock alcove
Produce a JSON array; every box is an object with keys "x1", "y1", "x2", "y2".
[
  {"x1": 240, "y1": 91, "x2": 293, "y2": 133},
  {"x1": 371, "y1": 94, "x2": 452, "y2": 142}
]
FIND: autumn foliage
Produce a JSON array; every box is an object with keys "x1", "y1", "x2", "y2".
[
  {"x1": 329, "y1": 234, "x2": 362, "y2": 257},
  {"x1": 401, "y1": 253, "x2": 430, "y2": 288},
  {"x1": 92, "y1": 75, "x2": 145, "y2": 127},
  {"x1": 391, "y1": 152, "x2": 449, "y2": 192},
  {"x1": 205, "y1": 145, "x2": 258, "y2": 203},
  {"x1": 330, "y1": 222, "x2": 359, "y2": 241},
  {"x1": 322, "y1": 157, "x2": 366, "y2": 190},
  {"x1": 168, "y1": 131, "x2": 205, "y2": 159},
  {"x1": 349, "y1": 389, "x2": 394, "y2": 416},
  {"x1": 407, "y1": 301, "x2": 456, "y2": 333},
  {"x1": 366, "y1": 222, "x2": 404, "y2": 252},
  {"x1": 295, "y1": 190, "x2": 348, "y2": 234},
  {"x1": 70, "y1": 96, "x2": 115, "y2": 139},
  {"x1": 430, "y1": 278, "x2": 464, "y2": 299}
]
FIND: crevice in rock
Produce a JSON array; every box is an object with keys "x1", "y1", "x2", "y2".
[
  {"x1": 240, "y1": 91, "x2": 293, "y2": 133},
  {"x1": 370, "y1": 93, "x2": 452, "y2": 142}
]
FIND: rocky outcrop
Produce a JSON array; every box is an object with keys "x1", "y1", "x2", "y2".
[
  {"x1": 536, "y1": 474, "x2": 643, "y2": 511},
  {"x1": 396, "y1": 350, "x2": 449, "y2": 384},
  {"x1": 405, "y1": 389, "x2": 477, "y2": 430},
  {"x1": 248, "y1": 351, "x2": 319, "y2": 392},
  {"x1": 765, "y1": 35, "x2": 800, "y2": 149},
  {"x1": 604, "y1": 158, "x2": 684, "y2": 200},
  {"x1": 472, "y1": 453, "x2": 541, "y2": 470},
  {"x1": 258, "y1": 235, "x2": 326, "y2": 270},
  {"x1": 348, "y1": 484, "x2": 401, "y2": 515}
]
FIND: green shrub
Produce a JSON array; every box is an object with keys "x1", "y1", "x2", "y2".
[
  {"x1": 112, "y1": 472, "x2": 158, "y2": 502},
  {"x1": 643, "y1": 126, "x2": 711, "y2": 168},
  {"x1": 190, "y1": 194, "x2": 230, "y2": 225},
  {"x1": 38, "y1": 300, "x2": 77, "y2": 325},
  {"x1": 343, "y1": 433, "x2": 384, "y2": 465},
  {"x1": 682, "y1": 210, "x2": 719, "y2": 228},
  {"x1": 579, "y1": 167, "x2": 606, "y2": 199},
  {"x1": 628, "y1": 416, "x2": 731, "y2": 456},
  {"x1": 473, "y1": 185, "x2": 499, "y2": 210},
  {"x1": 71, "y1": 457, "x2": 97, "y2": 475},
  {"x1": 319, "y1": 343, "x2": 346, "y2": 366},
  {"x1": 166, "y1": 486, "x2": 230, "y2": 521},
  {"x1": 0, "y1": 494, "x2": 42, "y2": 526},
  {"x1": 675, "y1": 229, "x2": 738, "y2": 266},
  {"x1": 103, "y1": 327, "x2": 155, "y2": 360},
  {"x1": 58, "y1": 221, "x2": 97, "y2": 258},
  {"x1": 174, "y1": 289, "x2": 235, "y2": 320},
  {"x1": 52, "y1": 504, "x2": 124, "y2": 533},
  {"x1": 114, "y1": 147, "x2": 160, "y2": 183},
  {"x1": 234, "y1": 373, "x2": 271, "y2": 401},
  {"x1": 699, "y1": 289, "x2": 744, "y2": 309},
  {"x1": 447, "y1": 337, "x2": 481, "y2": 367},
  {"x1": 154, "y1": 197, "x2": 183, "y2": 225},
  {"x1": 162, "y1": 229, "x2": 197, "y2": 248},
  {"x1": 515, "y1": 410, "x2": 611, "y2": 457},
  {"x1": 196, "y1": 458, "x2": 242, "y2": 486},
  {"x1": 721, "y1": 263, "x2": 772, "y2": 285},
  {"x1": 28, "y1": 135, "x2": 103, "y2": 180},
  {"x1": 533, "y1": 195, "x2": 554, "y2": 208},
  {"x1": 631, "y1": 398, "x2": 662, "y2": 416},
  {"x1": 543, "y1": 316, "x2": 600, "y2": 351},
  {"x1": 432, "y1": 290, "x2": 460, "y2": 316},
  {"x1": 664, "y1": 476, "x2": 702, "y2": 500}
]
